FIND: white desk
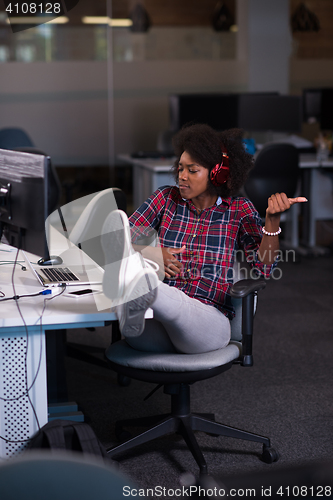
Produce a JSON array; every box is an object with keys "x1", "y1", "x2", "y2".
[
  {"x1": 0, "y1": 244, "x2": 116, "y2": 460},
  {"x1": 299, "y1": 154, "x2": 333, "y2": 249}
]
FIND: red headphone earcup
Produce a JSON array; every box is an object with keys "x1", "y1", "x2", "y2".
[{"x1": 210, "y1": 164, "x2": 229, "y2": 186}]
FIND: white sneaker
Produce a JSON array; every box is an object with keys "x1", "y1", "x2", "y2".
[
  {"x1": 116, "y1": 268, "x2": 158, "y2": 337},
  {"x1": 101, "y1": 209, "x2": 159, "y2": 302}
]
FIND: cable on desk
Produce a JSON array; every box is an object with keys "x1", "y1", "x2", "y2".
[
  {"x1": 0, "y1": 249, "x2": 66, "y2": 444},
  {"x1": 0, "y1": 289, "x2": 52, "y2": 302},
  {"x1": 0, "y1": 259, "x2": 27, "y2": 300},
  {"x1": 0, "y1": 260, "x2": 26, "y2": 271}
]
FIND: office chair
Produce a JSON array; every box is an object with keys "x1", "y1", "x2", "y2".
[
  {"x1": 244, "y1": 143, "x2": 299, "y2": 218},
  {"x1": 0, "y1": 450, "x2": 138, "y2": 500},
  {"x1": 244, "y1": 143, "x2": 300, "y2": 250},
  {"x1": 104, "y1": 277, "x2": 279, "y2": 474},
  {"x1": 0, "y1": 127, "x2": 34, "y2": 150}
]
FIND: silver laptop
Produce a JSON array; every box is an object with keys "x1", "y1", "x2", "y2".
[{"x1": 22, "y1": 246, "x2": 104, "y2": 288}]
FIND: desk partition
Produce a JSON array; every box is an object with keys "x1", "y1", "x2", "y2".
[{"x1": 0, "y1": 325, "x2": 47, "y2": 459}]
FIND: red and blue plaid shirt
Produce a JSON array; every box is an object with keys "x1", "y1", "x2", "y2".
[{"x1": 129, "y1": 186, "x2": 277, "y2": 318}]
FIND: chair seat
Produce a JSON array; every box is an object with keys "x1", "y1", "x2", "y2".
[{"x1": 106, "y1": 340, "x2": 241, "y2": 372}]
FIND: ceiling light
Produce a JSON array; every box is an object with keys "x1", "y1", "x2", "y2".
[
  {"x1": 110, "y1": 19, "x2": 133, "y2": 27},
  {"x1": 82, "y1": 16, "x2": 109, "y2": 24},
  {"x1": 82, "y1": 16, "x2": 133, "y2": 27},
  {"x1": 47, "y1": 16, "x2": 69, "y2": 24},
  {"x1": 6, "y1": 16, "x2": 69, "y2": 24}
]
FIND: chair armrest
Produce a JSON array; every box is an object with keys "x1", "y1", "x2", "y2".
[
  {"x1": 230, "y1": 279, "x2": 266, "y2": 367},
  {"x1": 230, "y1": 278, "x2": 266, "y2": 298}
]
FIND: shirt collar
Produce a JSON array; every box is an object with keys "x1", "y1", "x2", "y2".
[{"x1": 181, "y1": 195, "x2": 232, "y2": 212}]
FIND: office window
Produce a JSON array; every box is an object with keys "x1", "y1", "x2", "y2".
[
  {"x1": 0, "y1": 23, "x2": 236, "y2": 63},
  {"x1": 113, "y1": 27, "x2": 236, "y2": 62}
]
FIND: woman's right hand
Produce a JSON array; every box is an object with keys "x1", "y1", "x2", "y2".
[{"x1": 162, "y1": 245, "x2": 186, "y2": 278}]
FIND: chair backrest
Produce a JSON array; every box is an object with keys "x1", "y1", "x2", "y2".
[
  {"x1": 0, "y1": 127, "x2": 34, "y2": 149},
  {"x1": 230, "y1": 253, "x2": 257, "y2": 342},
  {"x1": 69, "y1": 188, "x2": 127, "y2": 267},
  {"x1": 244, "y1": 143, "x2": 299, "y2": 217}
]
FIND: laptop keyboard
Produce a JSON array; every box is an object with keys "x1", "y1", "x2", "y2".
[{"x1": 40, "y1": 267, "x2": 79, "y2": 282}]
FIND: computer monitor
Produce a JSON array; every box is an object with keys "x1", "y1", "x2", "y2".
[
  {"x1": 303, "y1": 88, "x2": 333, "y2": 130},
  {"x1": 238, "y1": 94, "x2": 302, "y2": 133},
  {"x1": 168, "y1": 92, "x2": 285, "y2": 132},
  {"x1": 0, "y1": 148, "x2": 51, "y2": 260},
  {"x1": 169, "y1": 93, "x2": 240, "y2": 131}
]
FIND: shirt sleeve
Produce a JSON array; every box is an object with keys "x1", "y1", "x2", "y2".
[
  {"x1": 128, "y1": 186, "x2": 170, "y2": 243},
  {"x1": 238, "y1": 199, "x2": 279, "y2": 278}
]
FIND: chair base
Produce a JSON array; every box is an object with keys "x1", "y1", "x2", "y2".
[{"x1": 107, "y1": 383, "x2": 278, "y2": 474}]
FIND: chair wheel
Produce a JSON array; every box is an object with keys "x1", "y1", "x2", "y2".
[
  {"x1": 261, "y1": 446, "x2": 279, "y2": 464},
  {"x1": 117, "y1": 374, "x2": 131, "y2": 386}
]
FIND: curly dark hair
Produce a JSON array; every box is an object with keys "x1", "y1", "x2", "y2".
[{"x1": 171, "y1": 123, "x2": 254, "y2": 197}]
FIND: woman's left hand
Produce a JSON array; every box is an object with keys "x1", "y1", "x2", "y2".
[
  {"x1": 266, "y1": 193, "x2": 307, "y2": 219},
  {"x1": 259, "y1": 193, "x2": 308, "y2": 264}
]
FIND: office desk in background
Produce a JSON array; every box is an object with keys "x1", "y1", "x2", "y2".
[
  {"x1": 0, "y1": 244, "x2": 116, "y2": 460},
  {"x1": 118, "y1": 154, "x2": 176, "y2": 209},
  {"x1": 299, "y1": 154, "x2": 333, "y2": 250},
  {"x1": 119, "y1": 153, "x2": 333, "y2": 252}
]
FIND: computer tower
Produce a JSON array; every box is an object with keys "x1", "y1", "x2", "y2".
[{"x1": 0, "y1": 327, "x2": 48, "y2": 458}]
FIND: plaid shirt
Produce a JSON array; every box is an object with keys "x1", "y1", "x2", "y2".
[{"x1": 129, "y1": 186, "x2": 277, "y2": 319}]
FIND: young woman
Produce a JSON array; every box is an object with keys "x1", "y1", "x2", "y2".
[{"x1": 102, "y1": 124, "x2": 306, "y2": 354}]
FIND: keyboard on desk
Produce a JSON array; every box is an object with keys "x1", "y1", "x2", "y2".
[{"x1": 40, "y1": 267, "x2": 79, "y2": 283}]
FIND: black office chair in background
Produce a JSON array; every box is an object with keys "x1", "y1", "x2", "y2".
[
  {"x1": 0, "y1": 127, "x2": 34, "y2": 150},
  {"x1": 104, "y1": 276, "x2": 279, "y2": 474},
  {"x1": 244, "y1": 143, "x2": 301, "y2": 253},
  {"x1": 244, "y1": 143, "x2": 300, "y2": 218}
]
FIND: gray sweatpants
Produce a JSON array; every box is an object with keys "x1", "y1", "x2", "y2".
[{"x1": 126, "y1": 281, "x2": 231, "y2": 354}]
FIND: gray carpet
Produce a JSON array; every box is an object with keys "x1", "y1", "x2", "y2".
[{"x1": 64, "y1": 254, "x2": 333, "y2": 493}]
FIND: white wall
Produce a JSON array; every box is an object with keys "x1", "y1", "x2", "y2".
[
  {"x1": 0, "y1": 59, "x2": 248, "y2": 165},
  {"x1": 238, "y1": 0, "x2": 292, "y2": 94},
  {"x1": 0, "y1": 61, "x2": 109, "y2": 166}
]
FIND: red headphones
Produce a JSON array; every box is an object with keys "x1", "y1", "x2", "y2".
[{"x1": 210, "y1": 146, "x2": 230, "y2": 186}]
